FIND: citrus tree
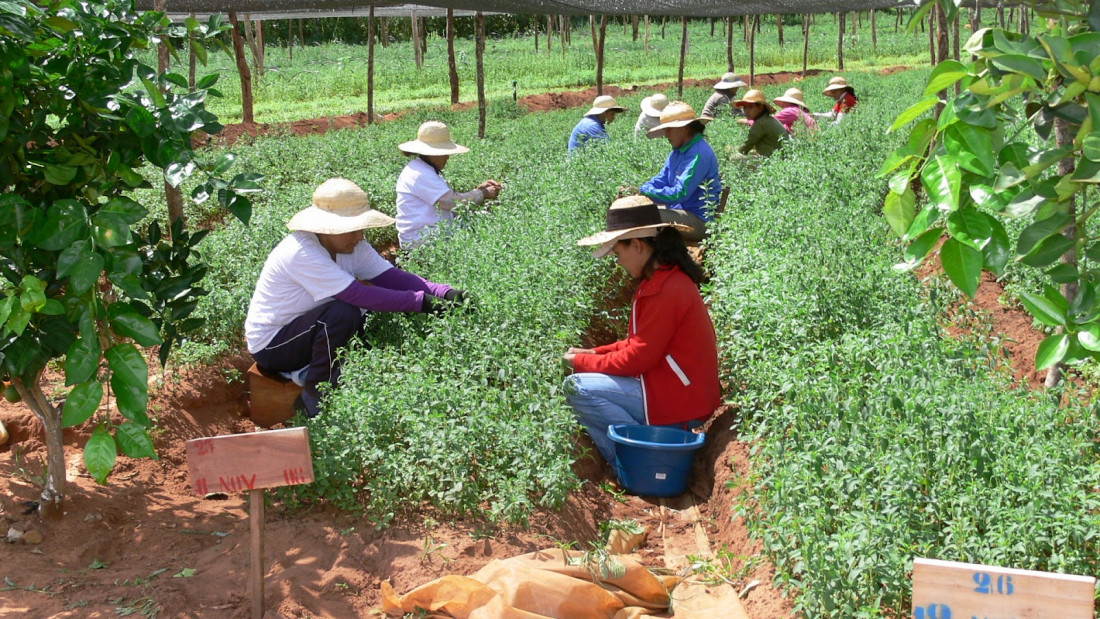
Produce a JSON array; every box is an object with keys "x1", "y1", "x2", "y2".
[
  {"x1": 884, "y1": 0, "x2": 1100, "y2": 386},
  {"x1": 0, "y1": 0, "x2": 259, "y2": 514}
]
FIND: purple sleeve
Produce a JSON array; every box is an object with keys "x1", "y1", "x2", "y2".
[
  {"x1": 334, "y1": 280, "x2": 424, "y2": 313},
  {"x1": 369, "y1": 267, "x2": 452, "y2": 298}
]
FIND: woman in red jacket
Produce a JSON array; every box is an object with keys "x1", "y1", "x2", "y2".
[{"x1": 563, "y1": 195, "x2": 721, "y2": 464}]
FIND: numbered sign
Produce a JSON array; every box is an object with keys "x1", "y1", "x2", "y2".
[
  {"x1": 185, "y1": 427, "x2": 315, "y2": 496},
  {"x1": 912, "y1": 557, "x2": 1096, "y2": 619}
]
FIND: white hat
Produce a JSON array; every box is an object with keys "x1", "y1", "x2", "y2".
[
  {"x1": 645, "y1": 101, "x2": 712, "y2": 139},
  {"x1": 577, "y1": 196, "x2": 690, "y2": 258},
  {"x1": 714, "y1": 72, "x2": 748, "y2": 90},
  {"x1": 584, "y1": 95, "x2": 627, "y2": 117},
  {"x1": 287, "y1": 178, "x2": 395, "y2": 234},
  {"x1": 823, "y1": 76, "x2": 852, "y2": 94},
  {"x1": 774, "y1": 87, "x2": 811, "y2": 111},
  {"x1": 398, "y1": 121, "x2": 470, "y2": 156},
  {"x1": 640, "y1": 93, "x2": 670, "y2": 118},
  {"x1": 734, "y1": 89, "x2": 777, "y2": 114}
]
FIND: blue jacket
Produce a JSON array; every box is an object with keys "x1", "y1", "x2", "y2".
[
  {"x1": 640, "y1": 134, "x2": 722, "y2": 221},
  {"x1": 568, "y1": 116, "x2": 608, "y2": 151}
]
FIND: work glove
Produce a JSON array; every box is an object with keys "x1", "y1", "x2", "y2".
[
  {"x1": 443, "y1": 288, "x2": 467, "y2": 304},
  {"x1": 421, "y1": 295, "x2": 447, "y2": 317}
]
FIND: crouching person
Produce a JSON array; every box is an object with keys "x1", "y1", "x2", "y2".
[
  {"x1": 562, "y1": 196, "x2": 721, "y2": 464},
  {"x1": 245, "y1": 178, "x2": 464, "y2": 418}
]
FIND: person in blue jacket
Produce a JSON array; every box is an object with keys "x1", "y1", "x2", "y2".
[
  {"x1": 639, "y1": 101, "x2": 722, "y2": 243},
  {"x1": 568, "y1": 95, "x2": 627, "y2": 151}
]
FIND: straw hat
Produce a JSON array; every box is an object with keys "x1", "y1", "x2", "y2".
[
  {"x1": 578, "y1": 196, "x2": 691, "y2": 258},
  {"x1": 398, "y1": 121, "x2": 470, "y2": 156},
  {"x1": 774, "y1": 88, "x2": 811, "y2": 111},
  {"x1": 584, "y1": 95, "x2": 627, "y2": 117},
  {"x1": 287, "y1": 178, "x2": 396, "y2": 234},
  {"x1": 714, "y1": 72, "x2": 748, "y2": 90},
  {"x1": 640, "y1": 93, "x2": 670, "y2": 118},
  {"x1": 823, "y1": 76, "x2": 851, "y2": 94},
  {"x1": 733, "y1": 89, "x2": 776, "y2": 114},
  {"x1": 645, "y1": 101, "x2": 712, "y2": 139}
]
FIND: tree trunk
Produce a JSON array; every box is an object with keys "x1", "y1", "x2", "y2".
[
  {"x1": 476, "y1": 12, "x2": 486, "y2": 138},
  {"x1": 589, "y1": 15, "x2": 597, "y2": 53},
  {"x1": 726, "y1": 16, "x2": 734, "y2": 72},
  {"x1": 928, "y1": 11, "x2": 935, "y2": 67},
  {"x1": 287, "y1": 18, "x2": 293, "y2": 61},
  {"x1": 998, "y1": 1, "x2": 1005, "y2": 29},
  {"x1": 645, "y1": 16, "x2": 650, "y2": 54},
  {"x1": 14, "y1": 375, "x2": 64, "y2": 517},
  {"x1": 411, "y1": 13, "x2": 422, "y2": 69},
  {"x1": 596, "y1": 15, "x2": 607, "y2": 95},
  {"x1": 777, "y1": 14, "x2": 783, "y2": 46},
  {"x1": 849, "y1": 11, "x2": 856, "y2": 47},
  {"x1": 1046, "y1": 116, "x2": 1079, "y2": 389},
  {"x1": 662, "y1": 16, "x2": 666, "y2": 39},
  {"x1": 632, "y1": 15, "x2": 639, "y2": 41},
  {"x1": 936, "y1": 2, "x2": 949, "y2": 66},
  {"x1": 802, "y1": 14, "x2": 810, "y2": 77},
  {"x1": 229, "y1": 12, "x2": 254, "y2": 124},
  {"x1": 710, "y1": 17, "x2": 715, "y2": 37},
  {"x1": 871, "y1": 9, "x2": 877, "y2": 52},
  {"x1": 750, "y1": 14, "x2": 757, "y2": 86},
  {"x1": 298, "y1": 18, "x2": 304, "y2": 48},
  {"x1": 156, "y1": 0, "x2": 184, "y2": 229},
  {"x1": 381, "y1": 17, "x2": 389, "y2": 47},
  {"x1": 256, "y1": 20, "x2": 265, "y2": 76},
  {"x1": 368, "y1": 5, "x2": 375, "y2": 123},
  {"x1": 547, "y1": 14, "x2": 553, "y2": 53},
  {"x1": 535, "y1": 15, "x2": 540, "y2": 51},
  {"x1": 447, "y1": 9, "x2": 459, "y2": 104},
  {"x1": 837, "y1": 12, "x2": 845, "y2": 70},
  {"x1": 678, "y1": 16, "x2": 688, "y2": 99}
]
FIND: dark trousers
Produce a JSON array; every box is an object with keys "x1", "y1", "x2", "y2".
[{"x1": 251, "y1": 301, "x2": 365, "y2": 411}]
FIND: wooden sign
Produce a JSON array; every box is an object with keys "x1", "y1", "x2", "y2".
[
  {"x1": 912, "y1": 557, "x2": 1096, "y2": 619},
  {"x1": 185, "y1": 427, "x2": 314, "y2": 496}
]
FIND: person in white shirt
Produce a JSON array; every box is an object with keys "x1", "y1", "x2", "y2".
[
  {"x1": 395, "y1": 121, "x2": 500, "y2": 248},
  {"x1": 246, "y1": 178, "x2": 465, "y2": 418},
  {"x1": 634, "y1": 93, "x2": 670, "y2": 135}
]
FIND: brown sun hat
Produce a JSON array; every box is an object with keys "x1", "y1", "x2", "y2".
[
  {"x1": 577, "y1": 196, "x2": 691, "y2": 258},
  {"x1": 774, "y1": 88, "x2": 811, "y2": 111},
  {"x1": 398, "y1": 121, "x2": 471, "y2": 156},
  {"x1": 733, "y1": 89, "x2": 776, "y2": 114},
  {"x1": 823, "y1": 76, "x2": 851, "y2": 94},
  {"x1": 645, "y1": 101, "x2": 712, "y2": 139},
  {"x1": 640, "y1": 93, "x2": 670, "y2": 117},
  {"x1": 584, "y1": 95, "x2": 628, "y2": 117},
  {"x1": 287, "y1": 178, "x2": 396, "y2": 234},
  {"x1": 714, "y1": 72, "x2": 748, "y2": 90}
]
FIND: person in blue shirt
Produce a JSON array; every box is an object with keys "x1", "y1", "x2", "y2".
[
  {"x1": 568, "y1": 95, "x2": 627, "y2": 151},
  {"x1": 639, "y1": 101, "x2": 722, "y2": 243}
]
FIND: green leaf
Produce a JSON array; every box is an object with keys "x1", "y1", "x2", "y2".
[
  {"x1": 61, "y1": 381, "x2": 103, "y2": 428},
  {"x1": 88, "y1": 558, "x2": 109, "y2": 570},
  {"x1": 84, "y1": 425, "x2": 117, "y2": 485},
  {"x1": 107, "y1": 344, "x2": 150, "y2": 427},
  {"x1": 1071, "y1": 158, "x2": 1100, "y2": 183},
  {"x1": 109, "y1": 309, "x2": 163, "y2": 347},
  {"x1": 884, "y1": 190, "x2": 916, "y2": 238},
  {"x1": 1046, "y1": 262, "x2": 1080, "y2": 284},
  {"x1": 1020, "y1": 291, "x2": 1067, "y2": 327},
  {"x1": 1035, "y1": 333, "x2": 1070, "y2": 371},
  {"x1": 1017, "y1": 213, "x2": 1072, "y2": 257},
  {"x1": 944, "y1": 123, "x2": 995, "y2": 176},
  {"x1": 940, "y1": 238, "x2": 982, "y2": 298},
  {"x1": 983, "y1": 218, "x2": 1011, "y2": 277},
  {"x1": 906, "y1": 206, "x2": 941, "y2": 240},
  {"x1": 1020, "y1": 233, "x2": 1074, "y2": 268},
  {"x1": 924, "y1": 60, "x2": 969, "y2": 96},
  {"x1": 44, "y1": 164, "x2": 78, "y2": 185},
  {"x1": 990, "y1": 54, "x2": 1048, "y2": 82},
  {"x1": 100, "y1": 197, "x2": 148, "y2": 225},
  {"x1": 890, "y1": 95, "x2": 940, "y2": 133},
  {"x1": 895, "y1": 227, "x2": 943, "y2": 272},
  {"x1": 29, "y1": 200, "x2": 88, "y2": 251},
  {"x1": 92, "y1": 212, "x2": 131, "y2": 248},
  {"x1": 66, "y1": 336, "x2": 101, "y2": 385},
  {"x1": 115, "y1": 422, "x2": 157, "y2": 460},
  {"x1": 921, "y1": 156, "x2": 962, "y2": 211},
  {"x1": 946, "y1": 210, "x2": 994, "y2": 251},
  {"x1": 1004, "y1": 190, "x2": 1047, "y2": 219},
  {"x1": 1078, "y1": 325, "x2": 1100, "y2": 352}
]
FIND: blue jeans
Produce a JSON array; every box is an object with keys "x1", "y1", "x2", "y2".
[{"x1": 564, "y1": 373, "x2": 647, "y2": 463}]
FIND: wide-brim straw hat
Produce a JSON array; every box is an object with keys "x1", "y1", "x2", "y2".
[
  {"x1": 774, "y1": 87, "x2": 811, "y2": 111},
  {"x1": 823, "y1": 76, "x2": 851, "y2": 94},
  {"x1": 287, "y1": 178, "x2": 396, "y2": 234},
  {"x1": 714, "y1": 72, "x2": 748, "y2": 90},
  {"x1": 398, "y1": 121, "x2": 470, "y2": 156},
  {"x1": 646, "y1": 101, "x2": 712, "y2": 139},
  {"x1": 585, "y1": 95, "x2": 627, "y2": 117},
  {"x1": 640, "y1": 93, "x2": 670, "y2": 117},
  {"x1": 734, "y1": 89, "x2": 776, "y2": 114},
  {"x1": 577, "y1": 195, "x2": 691, "y2": 258}
]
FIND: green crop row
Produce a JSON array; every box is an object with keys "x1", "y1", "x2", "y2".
[{"x1": 704, "y1": 71, "x2": 1100, "y2": 615}]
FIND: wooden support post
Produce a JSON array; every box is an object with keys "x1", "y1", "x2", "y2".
[
  {"x1": 447, "y1": 8, "x2": 459, "y2": 104},
  {"x1": 837, "y1": 12, "x2": 844, "y2": 70},
  {"x1": 367, "y1": 5, "x2": 374, "y2": 123},
  {"x1": 632, "y1": 15, "x2": 639, "y2": 41},
  {"x1": 228, "y1": 13, "x2": 254, "y2": 124},
  {"x1": 678, "y1": 16, "x2": 688, "y2": 99},
  {"x1": 189, "y1": 12, "x2": 197, "y2": 90},
  {"x1": 547, "y1": 14, "x2": 553, "y2": 53},
  {"x1": 849, "y1": 11, "x2": 856, "y2": 46},
  {"x1": 998, "y1": 1, "x2": 1005, "y2": 29},
  {"x1": 475, "y1": 12, "x2": 486, "y2": 139},
  {"x1": 596, "y1": 15, "x2": 607, "y2": 95},
  {"x1": 411, "y1": 11, "x2": 422, "y2": 69},
  {"x1": 802, "y1": 14, "x2": 809, "y2": 77},
  {"x1": 777, "y1": 14, "x2": 783, "y2": 46},
  {"x1": 928, "y1": 11, "x2": 935, "y2": 67},
  {"x1": 535, "y1": 14, "x2": 540, "y2": 51},
  {"x1": 250, "y1": 489, "x2": 264, "y2": 619},
  {"x1": 286, "y1": 17, "x2": 293, "y2": 61},
  {"x1": 871, "y1": 9, "x2": 877, "y2": 52},
  {"x1": 645, "y1": 15, "x2": 650, "y2": 54},
  {"x1": 589, "y1": 15, "x2": 596, "y2": 53},
  {"x1": 726, "y1": 16, "x2": 733, "y2": 71},
  {"x1": 298, "y1": 18, "x2": 304, "y2": 48},
  {"x1": 749, "y1": 14, "x2": 757, "y2": 86}
]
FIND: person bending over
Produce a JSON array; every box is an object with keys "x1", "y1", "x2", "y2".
[
  {"x1": 734, "y1": 89, "x2": 787, "y2": 157},
  {"x1": 814, "y1": 76, "x2": 859, "y2": 125},
  {"x1": 569, "y1": 95, "x2": 627, "y2": 151},
  {"x1": 701, "y1": 72, "x2": 747, "y2": 119}
]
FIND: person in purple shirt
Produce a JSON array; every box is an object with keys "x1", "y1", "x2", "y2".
[
  {"x1": 568, "y1": 95, "x2": 627, "y2": 151},
  {"x1": 245, "y1": 178, "x2": 464, "y2": 418}
]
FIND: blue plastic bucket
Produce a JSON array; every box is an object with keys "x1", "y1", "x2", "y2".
[{"x1": 608, "y1": 425, "x2": 705, "y2": 497}]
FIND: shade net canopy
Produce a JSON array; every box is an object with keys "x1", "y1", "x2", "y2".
[{"x1": 138, "y1": 1, "x2": 919, "y2": 18}]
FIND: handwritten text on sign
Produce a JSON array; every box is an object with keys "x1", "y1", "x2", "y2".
[
  {"x1": 912, "y1": 557, "x2": 1096, "y2": 619},
  {"x1": 185, "y1": 427, "x2": 315, "y2": 496}
]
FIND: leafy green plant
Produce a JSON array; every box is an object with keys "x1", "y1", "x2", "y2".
[{"x1": 0, "y1": 0, "x2": 256, "y2": 512}]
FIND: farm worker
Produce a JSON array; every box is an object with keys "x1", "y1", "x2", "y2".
[
  {"x1": 396, "y1": 121, "x2": 501, "y2": 248},
  {"x1": 772, "y1": 88, "x2": 819, "y2": 136},
  {"x1": 814, "y1": 76, "x2": 859, "y2": 124},
  {"x1": 701, "y1": 72, "x2": 748, "y2": 119},
  {"x1": 245, "y1": 178, "x2": 465, "y2": 418},
  {"x1": 568, "y1": 95, "x2": 627, "y2": 151},
  {"x1": 640, "y1": 101, "x2": 722, "y2": 243},
  {"x1": 562, "y1": 196, "x2": 721, "y2": 464},
  {"x1": 633, "y1": 92, "x2": 670, "y2": 135},
  {"x1": 733, "y1": 89, "x2": 787, "y2": 157}
]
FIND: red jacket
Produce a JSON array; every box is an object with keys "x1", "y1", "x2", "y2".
[
  {"x1": 573, "y1": 265, "x2": 721, "y2": 426},
  {"x1": 833, "y1": 91, "x2": 859, "y2": 114}
]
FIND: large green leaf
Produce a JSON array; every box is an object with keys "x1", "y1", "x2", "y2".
[
  {"x1": 115, "y1": 422, "x2": 157, "y2": 460},
  {"x1": 1035, "y1": 333, "x2": 1070, "y2": 370},
  {"x1": 944, "y1": 123, "x2": 995, "y2": 176},
  {"x1": 940, "y1": 238, "x2": 982, "y2": 298},
  {"x1": 1017, "y1": 213, "x2": 1073, "y2": 257},
  {"x1": 29, "y1": 199, "x2": 88, "y2": 251},
  {"x1": 946, "y1": 209, "x2": 994, "y2": 251},
  {"x1": 107, "y1": 343, "x2": 150, "y2": 427},
  {"x1": 61, "y1": 381, "x2": 103, "y2": 428},
  {"x1": 1019, "y1": 291, "x2": 1067, "y2": 327},
  {"x1": 884, "y1": 189, "x2": 916, "y2": 238},
  {"x1": 924, "y1": 60, "x2": 969, "y2": 96},
  {"x1": 1078, "y1": 325, "x2": 1100, "y2": 352},
  {"x1": 84, "y1": 425, "x2": 117, "y2": 485},
  {"x1": 906, "y1": 206, "x2": 942, "y2": 240},
  {"x1": 890, "y1": 95, "x2": 940, "y2": 133},
  {"x1": 921, "y1": 156, "x2": 962, "y2": 211},
  {"x1": 990, "y1": 54, "x2": 1048, "y2": 82},
  {"x1": 982, "y1": 218, "x2": 1011, "y2": 277},
  {"x1": 92, "y1": 212, "x2": 131, "y2": 248},
  {"x1": 100, "y1": 197, "x2": 148, "y2": 225},
  {"x1": 109, "y1": 305, "x2": 162, "y2": 347},
  {"x1": 1020, "y1": 233, "x2": 1075, "y2": 268},
  {"x1": 65, "y1": 336, "x2": 100, "y2": 385}
]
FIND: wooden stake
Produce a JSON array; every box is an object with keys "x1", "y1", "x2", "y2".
[
  {"x1": 589, "y1": 15, "x2": 596, "y2": 53},
  {"x1": 287, "y1": 17, "x2": 293, "y2": 61},
  {"x1": 250, "y1": 489, "x2": 264, "y2": 619},
  {"x1": 367, "y1": 5, "x2": 375, "y2": 123},
  {"x1": 547, "y1": 14, "x2": 553, "y2": 54},
  {"x1": 596, "y1": 15, "x2": 607, "y2": 95},
  {"x1": 645, "y1": 15, "x2": 650, "y2": 54},
  {"x1": 777, "y1": 14, "x2": 783, "y2": 46},
  {"x1": 476, "y1": 12, "x2": 486, "y2": 139},
  {"x1": 447, "y1": 8, "x2": 459, "y2": 104},
  {"x1": 189, "y1": 12, "x2": 197, "y2": 89},
  {"x1": 678, "y1": 16, "x2": 688, "y2": 99},
  {"x1": 871, "y1": 9, "x2": 877, "y2": 52},
  {"x1": 411, "y1": 11, "x2": 422, "y2": 69},
  {"x1": 802, "y1": 14, "x2": 809, "y2": 77},
  {"x1": 837, "y1": 12, "x2": 844, "y2": 70},
  {"x1": 228, "y1": 12, "x2": 254, "y2": 124},
  {"x1": 749, "y1": 14, "x2": 757, "y2": 86}
]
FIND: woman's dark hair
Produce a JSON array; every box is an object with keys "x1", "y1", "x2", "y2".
[
  {"x1": 688, "y1": 120, "x2": 707, "y2": 135},
  {"x1": 843, "y1": 86, "x2": 858, "y2": 99},
  {"x1": 638, "y1": 227, "x2": 704, "y2": 284}
]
